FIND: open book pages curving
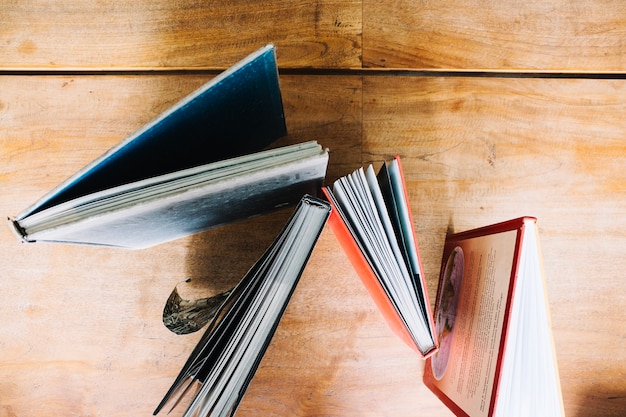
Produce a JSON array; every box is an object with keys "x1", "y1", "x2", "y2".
[
  {"x1": 322, "y1": 157, "x2": 437, "y2": 357},
  {"x1": 11, "y1": 141, "x2": 328, "y2": 248}
]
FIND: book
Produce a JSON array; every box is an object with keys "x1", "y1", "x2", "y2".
[
  {"x1": 424, "y1": 216, "x2": 564, "y2": 417},
  {"x1": 323, "y1": 158, "x2": 564, "y2": 416},
  {"x1": 153, "y1": 195, "x2": 331, "y2": 417},
  {"x1": 9, "y1": 44, "x2": 329, "y2": 249},
  {"x1": 321, "y1": 157, "x2": 437, "y2": 357}
]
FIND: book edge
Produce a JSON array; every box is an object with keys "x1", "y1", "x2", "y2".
[
  {"x1": 393, "y1": 155, "x2": 438, "y2": 352},
  {"x1": 25, "y1": 149, "x2": 328, "y2": 248}
]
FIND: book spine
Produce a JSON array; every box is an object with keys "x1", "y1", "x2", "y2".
[{"x1": 6, "y1": 217, "x2": 30, "y2": 243}]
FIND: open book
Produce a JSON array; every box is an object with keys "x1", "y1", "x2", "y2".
[
  {"x1": 9, "y1": 44, "x2": 328, "y2": 249},
  {"x1": 153, "y1": 195, "x2": 331, "y2": 417},
  {"x1": 323, "y1": 158, "x2": 564, "y2": 416},
  {"x1": 322, "y1": 157, "x2": 437, "y2": 357},
  {"x1": 424, "y1": 217, "x2": 564, "y2": 417}
]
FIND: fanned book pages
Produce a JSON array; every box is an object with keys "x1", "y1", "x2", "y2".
[
  {"x1": 322, "y1": 156, "x2": 437, "y2": 357},
  {"x1": 423, "y1": 217, "x2": 564, "y2": 417},
  {"x1": 153, "y1": 195, "x2": 331, "y2": 417},
  {"x1": 9, "y1": 45, "x2": 329, "y2": 249}
]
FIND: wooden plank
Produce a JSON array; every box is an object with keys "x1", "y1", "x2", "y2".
[
  {"x1": 0, "y1": 0, "x2": 361, "y2": 70},
  {"x1": 363, "y1": 0, "x2": 626, "y2": 72},
  {"x1": 363, "y1": 75, "x2": 626, "y2": 417},
  {"x1": 5, "y1": 1, "x2": 626, "y2": 73}
]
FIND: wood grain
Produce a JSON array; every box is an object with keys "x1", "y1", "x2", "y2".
[
  {"x1": 1, "y1": 0, "x2": 361, "y2": 70},
  {"x1": 363, "y1": 0, "x2": 626, "y2": 72},
  {"x1": 2, "y1": 74, "x2": 626, "y2": 417},
  {"x1": 6, "y1": 1, "x2": 626, "y2": 72}
]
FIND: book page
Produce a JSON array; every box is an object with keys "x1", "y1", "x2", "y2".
[
  {"x1": 494, "y1": 224, "x2": 565, "y2": 417},
  {"x1": 428, "y1": 229, "x2": 518, "y2": 417}
]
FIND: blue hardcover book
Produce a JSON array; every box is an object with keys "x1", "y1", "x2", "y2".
[{"x1": 9, "y1": 45, "x2": 329, "y2": 249}]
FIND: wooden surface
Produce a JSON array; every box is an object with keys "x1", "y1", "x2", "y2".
[
  {"x1": 1, "y1": 0, "x2": 362, "y2": 70},
  {"x1": 363, "y1": 0, "x2": 626, "y2": 71},
  {"x1": 2, "y1": 2, "x2": 626, "y2": 417},
  {"x1": 4, "y1": 1, "x2": 626, "y2": 71}
]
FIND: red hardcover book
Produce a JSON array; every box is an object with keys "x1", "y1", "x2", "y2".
[
  {"x1": 423, "y1": 217, "x2": 564, "y2": 417},
  {"x1": 322, "y1": 156, "x2": 437, "y2": 358}
]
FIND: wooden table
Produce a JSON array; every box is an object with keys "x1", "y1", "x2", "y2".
[{"x1": 1, "y1": 2, "x2": 625, "y2": 416}]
